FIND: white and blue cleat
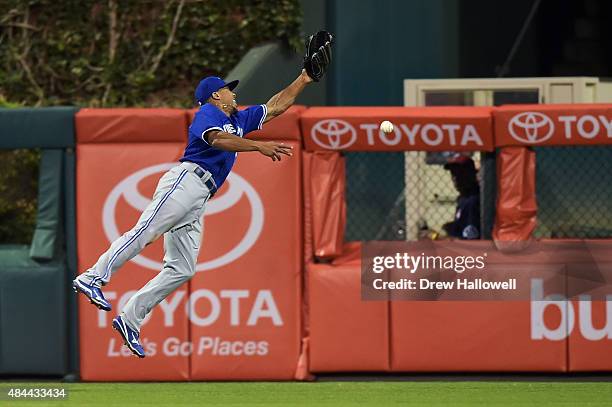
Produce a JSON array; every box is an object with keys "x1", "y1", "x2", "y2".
[
  {"x1": 72, "y1": 277, "x2": 112, "y2": 311},
  {"x1": 112, "y1": 316, "x2": 146, "y2": 358}
]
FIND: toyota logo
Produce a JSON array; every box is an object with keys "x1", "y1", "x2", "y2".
[
  {"x1": 311, "y1": 119, "x2": 357, "y2": 149},
  {"x1": 102, "y1": 163, "x2": 264, "y2": 272},
  {"x1": 508, "y1": 112, "x2": 555, "y2": 144}
]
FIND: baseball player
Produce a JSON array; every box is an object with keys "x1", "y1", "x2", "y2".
[
  {"x1": 442, "y1": 154, "x2": 481, "y2": 240},
  {"x1": 73, "y1": 31, "x2": 333, "y2": 358}
]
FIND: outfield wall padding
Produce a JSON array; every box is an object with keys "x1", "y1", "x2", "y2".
[
  {"x1": 494, "y1": 104, "x2": 612, "y2": 148},
  {"x1": 492, "y1": 147, "x2": 537, "y2": 243},
  {"x1": 300, "y1": 106, "x2": 495, "y2": 152},
  {"x1": 308, "y1": 262, "x2": 390, "y2": 372},
  {"x1": 76, "y1": 109, "x2": 303, "y2": 381},
  {"x1": 0, "y1": 107, "x2": 76, "y2": 148},
  {"x1": 0, "y1": 107, "x2": 76, "y2": 377},
  {"x1": 75, "y1": 108, "x2": 188, "y2": 144},
  {"x1": 69, "y1": 104, "x2": 612, "y2": 379},
  {"x1": 308, "y1": 152, "x2": 346, "y2": 259}
]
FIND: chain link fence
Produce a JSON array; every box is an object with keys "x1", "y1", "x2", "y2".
[
  {"x1": 344, "y1": 151, "x2": 492, "y2": 241},
  {"x1": 534, "y1": 146, "x2": 612, "y2": 238},
  {"x1": 345, "y1": 146, "x2": 612, "y2": 242},
  {"x1": 344, "y1": 152, "x2": 406, "y2": 241}
]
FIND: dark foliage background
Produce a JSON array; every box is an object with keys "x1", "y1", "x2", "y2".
[
  {"x1": 0, "y1": 148, "x2": 39, "y2": 244},
  {"x1": 0, "y1": 0, "x2": 303, "y2": 107}
]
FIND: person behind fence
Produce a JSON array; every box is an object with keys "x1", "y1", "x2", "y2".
[{"x1": 441, "y1": 154, "x2": 480, "y2": 240}]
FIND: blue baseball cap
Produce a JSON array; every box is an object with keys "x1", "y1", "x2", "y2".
[{"x1": 194, "y1": 76, "x2": 239, "y2": 104}]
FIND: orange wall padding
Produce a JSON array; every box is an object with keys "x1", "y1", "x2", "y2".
[
  {"x1": 189, "y1": 141, "x2": 303, "y2": 380},
  {"x1": 390, "y1": 300, "x2": 567, "y2": 372},
  {"x1": 569, "y1": 299, "x2": 612, "y2": 371},
  {"x1": 492, "y1": 147, "x2": 537, "y2": 243},
  {"x1": 307, "y1": 252, "x2": 570, "y2": 373},
  {"x1": 76, "y1": 108, "x2": 188, "y2": 143},
  {"x1": 302, "y1": 152, "x2": 314, "y2": 265},
  {"x1": 301, "y1": 106, "x2": 495, "y2": 151},
  {"x1": 390, "y1": 254, "x2": 568, "y2": 372},
  {"x1": 74, "y1": 105, "x2": 612, "y2": 378},
  {"x1": 308, "y1": 152, "x2": 346, "y2": 259},
  {"x1": 77, "y1": 143, "x2": 191, "y2": 380},
  {"x1": 495, "y1": 104, "x2": 612, "y2": 147},
  {"x1": 297, "y1": 151, "x2": 314, "y2": 380},
  {"x1": 76, "y1": 109, "x2": 303, "y2": 381},
  {"x1": 308, "y1": 262, "x2": 390, "y2": 372},
  {"x1": 567, "y1": 250, "x2": 612, "y2": 371}
]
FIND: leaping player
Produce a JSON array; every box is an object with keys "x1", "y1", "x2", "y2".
[{"x1": 73, "y1": 31, "x2": 333, "y2": 357}]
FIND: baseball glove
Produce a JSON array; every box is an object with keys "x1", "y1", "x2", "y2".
[{"x1": 303, "y1": 30, "x2": 334, "y2": 82}]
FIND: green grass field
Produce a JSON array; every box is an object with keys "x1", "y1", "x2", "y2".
[{"x1": 2, "y1": 381, "x2": 612, "y2": 406}]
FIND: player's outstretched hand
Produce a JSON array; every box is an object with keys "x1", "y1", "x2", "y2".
[{"x1": 256, "y1": 141, "x2": 293, "y2": 162}]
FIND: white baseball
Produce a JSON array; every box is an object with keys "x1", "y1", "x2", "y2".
[{"x1": 380, "y1": 120, "x2": 394, "y2": 134}]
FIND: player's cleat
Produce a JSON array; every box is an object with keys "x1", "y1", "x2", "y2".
[
  {"x1": 72, "y1": 278, "x2": 112, "y2": 312},
  {"x1": 112, "y1": 316, "x2": 145, "y2": 358}
]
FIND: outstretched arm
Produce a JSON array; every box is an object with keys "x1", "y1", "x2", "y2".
[
  {"x1": 262, "y1": 30, "x2": 333, "y2": 124},
  {"x1": 206, "y1": 130, "x2": 292, "y2": 162},
  {"x1": 263, "y1": 70, "x2": 313, "y2": 124}
]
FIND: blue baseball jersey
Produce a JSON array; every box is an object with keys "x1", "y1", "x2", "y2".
[
  {"x1": 180, "y1": 103, "x2": 267, "y2": 188},
  {"x1": 446, "y1": 193, "x2": 481, "y2": 240}
]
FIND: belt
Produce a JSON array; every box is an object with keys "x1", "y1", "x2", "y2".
[{"x1": 193, "y1": 166, "x2": 217, "y2": 197}]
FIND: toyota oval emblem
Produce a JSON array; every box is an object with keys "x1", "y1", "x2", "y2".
[
  {"x1": 508, "y1": 112, "x2": 555, "y2": 144},
  {"x1": 102, "y1": 163, "x2": 264, "y2": 273},
  {"x1": 311, "y1": 119, "x2": 357, "y2": 149}
]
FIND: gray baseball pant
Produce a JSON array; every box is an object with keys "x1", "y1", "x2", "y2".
[{"x1": 78, "y1": 161, "x2": 213, "y2": 332}]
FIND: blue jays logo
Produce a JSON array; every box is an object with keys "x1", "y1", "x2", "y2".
[{"x1": 223, "y1": 123, "x2": 243, "y2": 136}]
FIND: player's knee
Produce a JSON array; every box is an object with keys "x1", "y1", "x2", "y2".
[
  {"x1": 176, "y1": 264, "x2": 196, "y2": 279},
  {"x1": 184, "y1": 266, "x2": 196, "y2": 279}
]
